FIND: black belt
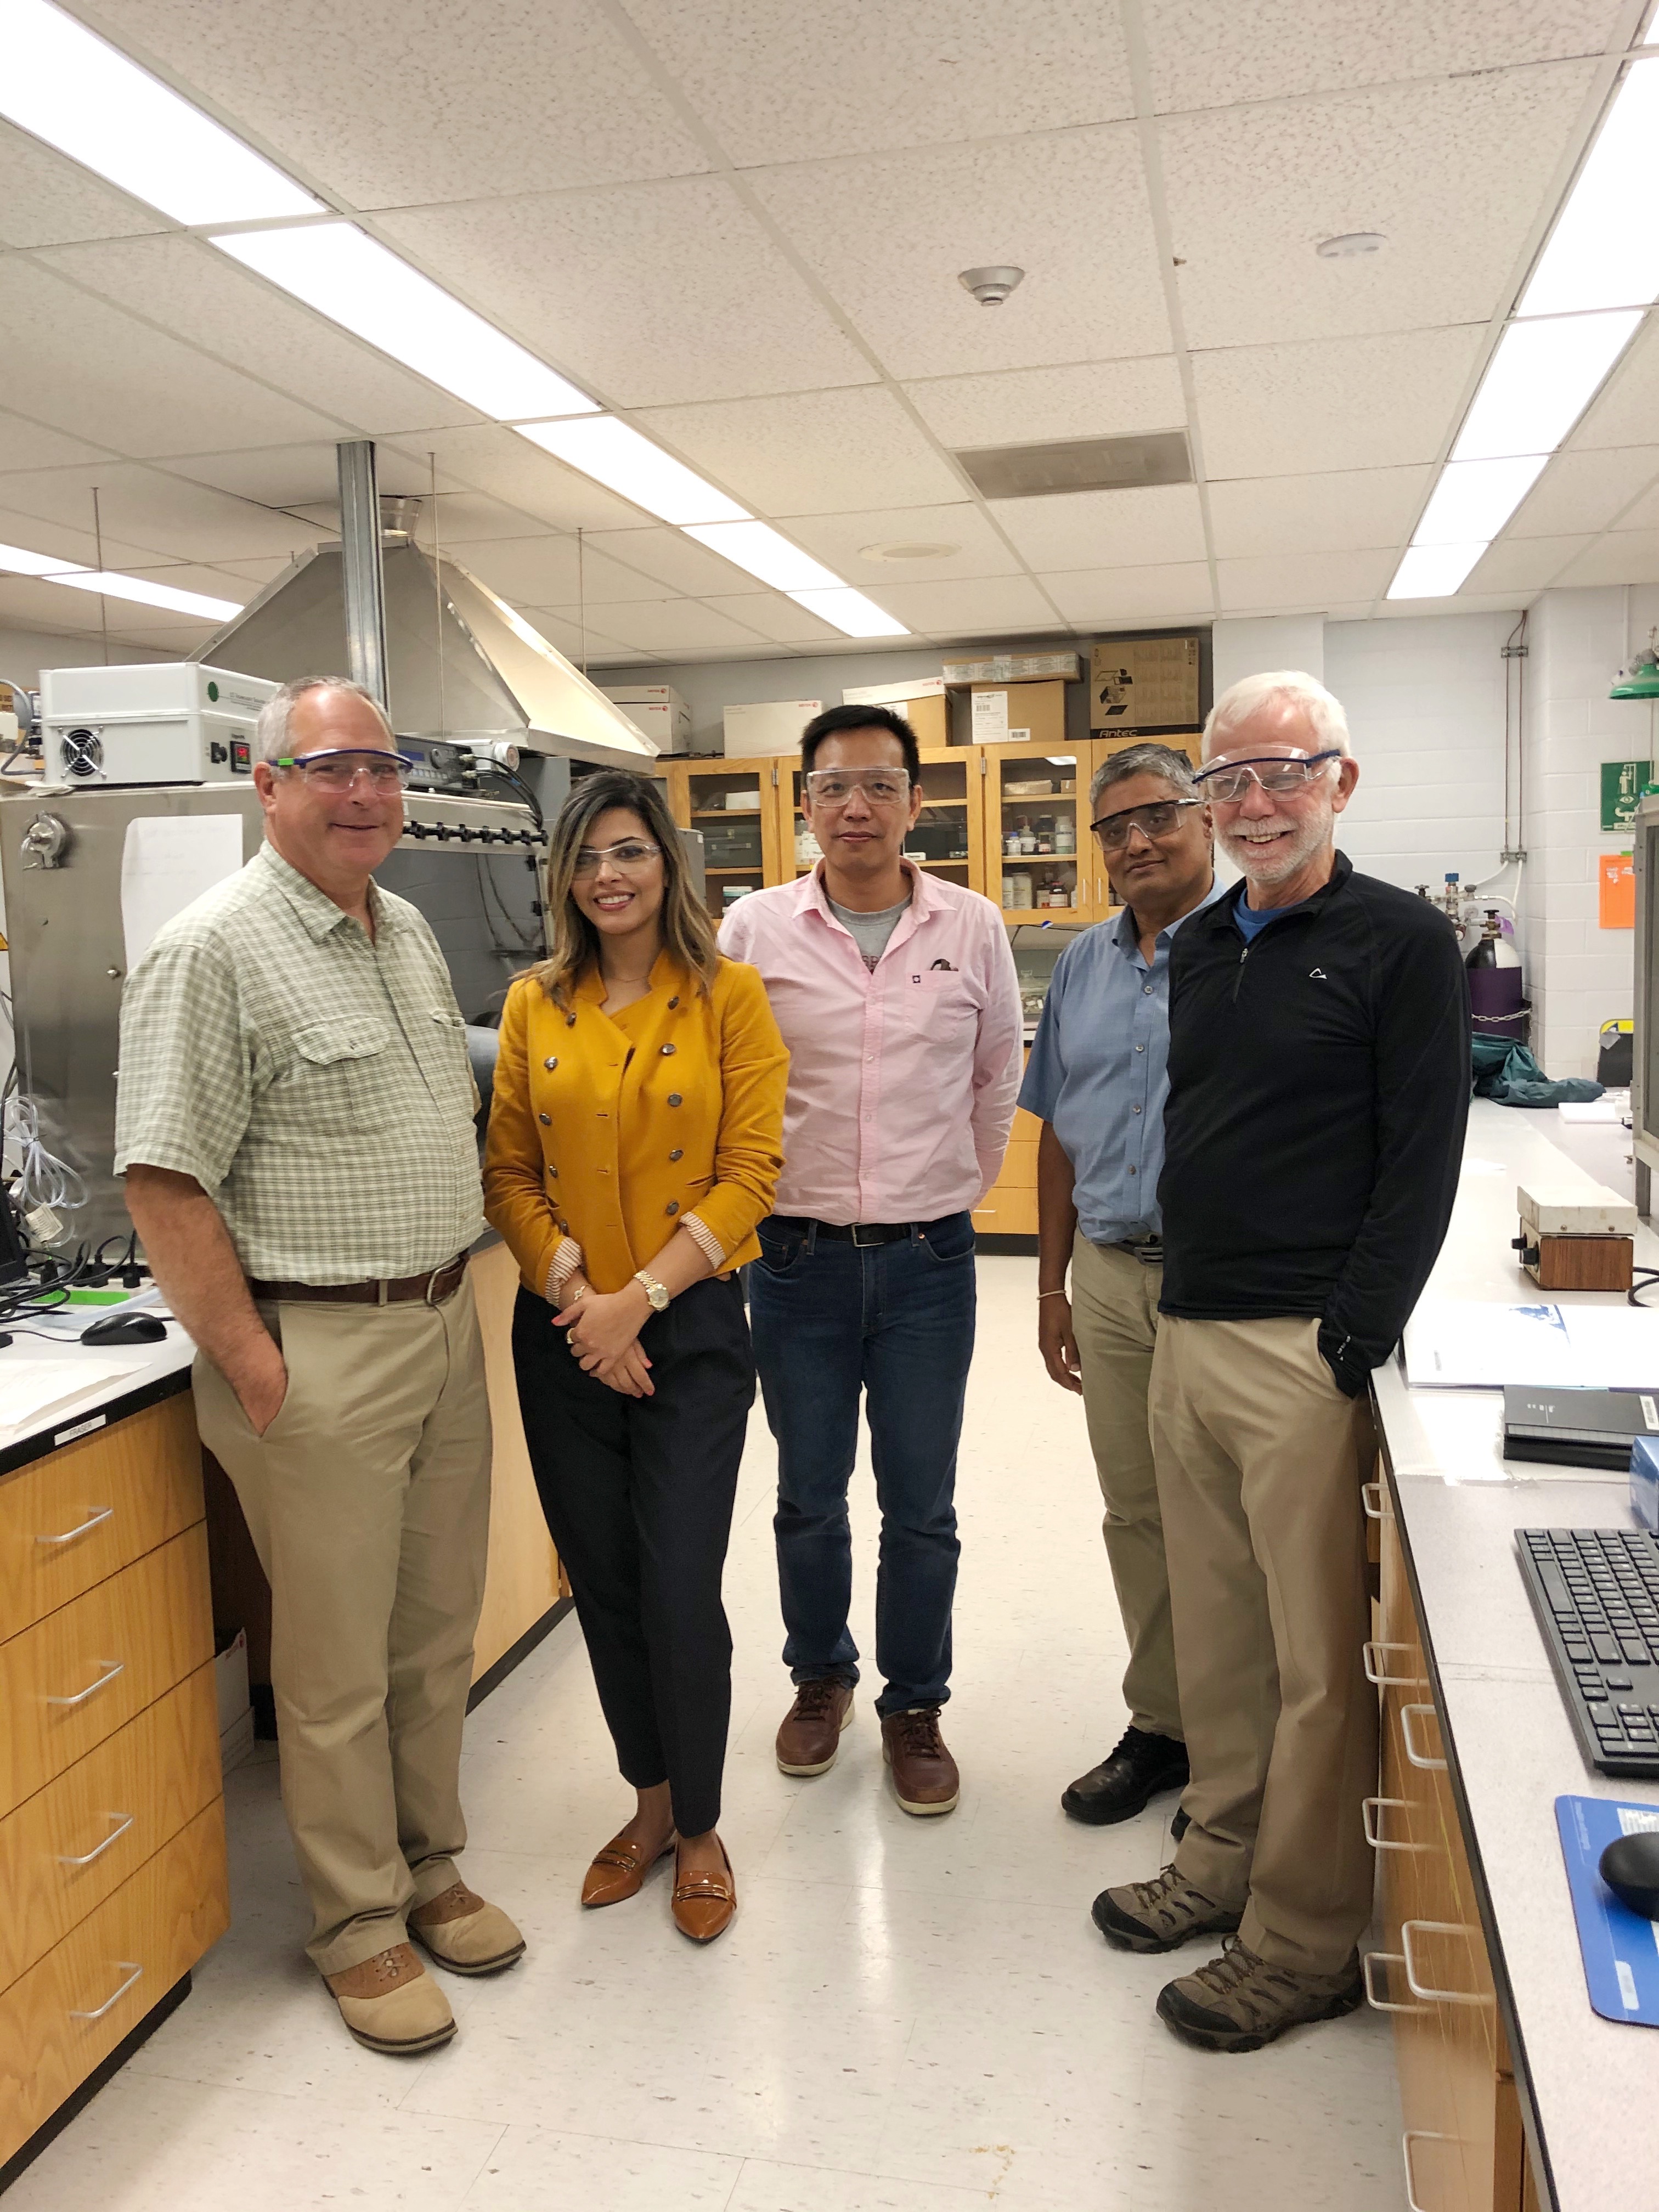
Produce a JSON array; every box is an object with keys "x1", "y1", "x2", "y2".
[
  {"x1": 1115, "y1": 1237, "x2": 1164, "y2": 1265},
  {"x1": 775, "y1": 1216, "x2": 919, "y2": 1248}
]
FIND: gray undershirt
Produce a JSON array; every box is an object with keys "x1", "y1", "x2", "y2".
[{"x1": 827, "y1": 888, "x2": 912, "y2": 970}]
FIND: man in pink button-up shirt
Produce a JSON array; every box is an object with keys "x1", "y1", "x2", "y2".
[{"x1": 720, "y1": 704, "x2": 1021, "y2": 1816}]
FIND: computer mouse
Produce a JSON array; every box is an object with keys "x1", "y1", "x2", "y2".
[
  {"x1": 81, "y1": 1311, "x2": 168, "y2": 1346},
  {"x1": 1599, "y1": 1830, "x2": 1659, "y2": 1919}
]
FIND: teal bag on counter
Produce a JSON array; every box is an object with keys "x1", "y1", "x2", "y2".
[{"x1": 1470, "y1": 1036, "x2": 1604, "y2": 1108}]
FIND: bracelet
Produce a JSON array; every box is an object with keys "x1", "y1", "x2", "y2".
[{"x1": 1037, "y1": 1288, "x2": 1069, "y2": 1301}]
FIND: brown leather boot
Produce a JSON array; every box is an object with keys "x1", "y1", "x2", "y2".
[
  {"x1": 881, "y1": 1705, "x2": 960, "y2": 1816},
  {"x1": 325, "y1": 1943, "x2": 455, "y2": 2054},
  {"x1": 776, "y1": 1679, "x2": 855, "y2": 1776},
  {"x1": 409, "y1": 1880, "x2": 526, "y2": 1973}
]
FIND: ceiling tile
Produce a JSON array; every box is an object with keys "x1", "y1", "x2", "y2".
[
  {"x1": 1568, "y1": 317, "x2": 1659, "y2": 453},
  {"x1": 1039, "y1": 561, "x2": 1212, "y2": 624},
  {"x1": 1609, "y1": 473, "x2": 1659, "y2": 534},
  {"x1": 380, "y1": 178, "x2": 874, "y2": 409},
  {"x1": 507, "y1": 609, "x2": 638, "y2": 663},
  {"x1": 117, "y1": 560, "x2": 257, "y2": 601},
  {"x1": 0, "y1": 120, "x2": 167, "y2": 249},
  {"x1": 1506, "y1": 448, "x2": 1659, "y2": 538},
  {"x1": 904, "y1": 356, "x2": 1186, "y2": 449},
  {"x1": 556, "y1": 598, "x2": 774, "y2": 652},
  {"x1": 578, "y1": 526, "x2": 772, "y2": 596},
  {"x1": 88, "y1": 0, "x2": 711, "y2": 205},
  {"x1": 699, "y1": 593, "x2": 843, "y2": 643},
  {"x1": 633, "y1": 387, "x2": 966, "y2": 514},
  {"x1": 0, "y1": 500, "x2": 154, "y2": 572},
  {"x1": 1217, "y1": 548, "x2": 1395, "y2": 611},
  {"x1": 850, "y1": 575, "x2": 1059, "y2": 631},
  {"x1": 1555, "y1": 531, "x2": 1659, "y2": 588},
  {"x1": 164, "y1": 443, "x2": 452, "y2": 510},
  {"x1": 0, "y1": 412, "x2": 116, "y2": 475},
  {"x1": 1193, "y1": 325, "x2": 1485, "y2": 478},
  {"x1": 1137, "y1": 0, "x2": 1622, "y2": 112},
  {"x1": 36, "y1": 236, "x2": 484, "y2": 436},
  {"x1": 749, "y1": 128, "x2": 1171, "y2": 380},
  {"x1": 773, "y1": 504, "x2": 1022, "y2": 583},
  {"x1": 0, "y1": 260, "x2": 345, "y2": 459},
  {"x1": 380, "y1": 427, "x2": 651, "y2": 532},
  {"x1": 1163, "y1": 65, "x2": 1595, "y2": 351},
  {"x1": 1206, "y1": 466, "x2": 1430, "y2": 557},
  {"x1": 0, "y1": 575, "x2": 107, "y2": 634},
  {"x1": 990, "y1": 483, "x2": 1205, "y2": 570},
  {"x1": 623, "y1": 0, "x2": 1132, "y2": 163},
  {"x1": 0, "y1": 464, "x2": 320, "y2": 563},
  {"x1": 453, "y1": 535, "x2": 669, "y2": 606},
  {"x1": 1462, "y1": 537, "x2": 1591, "y2": 594}
]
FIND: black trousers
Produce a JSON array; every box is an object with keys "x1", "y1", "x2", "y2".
[{"x1": 511, "y1": 1276, "x2": 754, "y2": 1837}]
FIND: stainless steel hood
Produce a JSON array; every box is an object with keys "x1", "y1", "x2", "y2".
[{"x1": 195, "y1": 536, "x2": 657, "y2": 769}]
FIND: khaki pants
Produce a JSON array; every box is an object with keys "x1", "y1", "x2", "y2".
[
  {"x1": 1069, "y1": 1234, "x2": 1181, "y2": 1741},
  {"x1": 1148, "y1": 1313, "x2": 1376, "y2": 1975},
  {"x1": 194, "y1": 1274, "x2": 492, "y2": 1975}
]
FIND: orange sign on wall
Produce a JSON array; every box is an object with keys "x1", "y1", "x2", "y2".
[{"x1": 1600, "y1": 850, "x2": 1635, "y2": 930}]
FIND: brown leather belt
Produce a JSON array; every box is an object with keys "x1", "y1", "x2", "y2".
[{"x1": 247, "y1": 1254, "x2": 469, "y2": 1307}]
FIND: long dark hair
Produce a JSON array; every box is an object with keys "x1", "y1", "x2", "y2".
[{"x1": 527, "y1": 770, "x2": 719, "y2": 1009}]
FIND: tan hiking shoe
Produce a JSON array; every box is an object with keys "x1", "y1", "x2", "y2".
[
  {"x1": 1158, "y1": 1938, "x2": 1364, "y2": 2052},
  {"x1": 776, "y1": 1679, "x2": 855, "y2": 1776},
  {"x1": 1091, "y1": 1863, "x2": 1243, "y2": 1954},
  {"x1": 325, "y1": 1942, "x2": 455, "y2": 2055},
  {"x1": 409, "y1": 1881, "x2": 526, "y2": 1974},
  {"x1": 881, "y1": 1706, "x2": 960, "y2": 1815}
]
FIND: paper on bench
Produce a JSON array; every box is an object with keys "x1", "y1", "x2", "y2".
[
  {"x1": 1403, "y1": 1300, "x2": 1659, "y2": 1390},
  {"x1": 0, "y1": 1357, "x2": 141, "y2": 1440}
]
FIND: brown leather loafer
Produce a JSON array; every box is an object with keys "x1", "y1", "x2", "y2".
[
  {"x1": 776, "y1": 1678, "x2": 855, "y2": 1776},
  {"x1": 581, "y1": 1827, "x2": 677, "y2": 1909},
  {"x1": 671, "y1": 1837, "x2": 736, "y2": 1944},
  {"x1": 881, "y1": 1705, "x2": 960, "y2": 1816},
  {"x1": 409, "y1": 1880, "x2": 526, "y2": 1974},
  {"x1": 325, "y1": 1942, "x2": 455, "y2": 2055}
]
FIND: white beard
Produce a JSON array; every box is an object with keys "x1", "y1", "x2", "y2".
[{"x1": 1218, "y1": 792, "x2": 1334, "y2": 889}]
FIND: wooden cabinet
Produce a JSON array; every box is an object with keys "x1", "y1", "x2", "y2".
[
  {"x1": 0, "y1": 1394, "x2": 228, "y2": 2175},
  {"x1": 662, "y1": 758, "x2": 786, "y2": 924},
  {"x1": 777, "y1": 746, "x2": 984, "y2": 900},
  {"x1": 981, "y1": 744, "x2": 1096, "y2": 922}
]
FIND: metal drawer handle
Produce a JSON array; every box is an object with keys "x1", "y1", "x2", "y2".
[
  {"x1": 1363, "y1": 1640, "x2": 1421, "y2": 1688},
  {"x1": 1401, "y1": 1702, "x2": 1447, "y2": 1771},
  {"x1": 35, "y1": 1506, "x2": 114, "y2": 1547},
  {"x1": 1362, "y1": 1949, "x2": 1426, "y2": 2014},
  {"x1": 69, "y1": 1960, "x2": 142, "y2": 2021},
  {"x1": 57, "y1": 1811, "x2": 135, "y2": 1867},
  {"x1": 1362, "y1": 1796, "x2": 1424, "y2": 1853},
  {"x1": 1402, "y1": 1918, "x2": 1488, "y2": 2006},
  {"x1": 1362, "y1": 1479, "x2": 1383, "y2": 1521},
  {"x1": 1403, "y1": 2130, "x2": 1452, "y2": 2212},
  {"x1": 44, "y1": 1659, "x2": 125, "y2": 1709}
]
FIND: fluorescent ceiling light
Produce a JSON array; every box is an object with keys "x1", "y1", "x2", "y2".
[
  {"x1": 1452, "y1": 311, "x2": 1641, "y2": 461},
  {"x1": 215, "y1": 225, "x2": 596, "y2": 421},
  {"x1": 1410, "y1": 455, "x2": 1549, "y2": 545},
  {"x1": 1520, "y1": 57, "x2": 1659, "y2": 315},
  {"x1": 0, "y1": 0, "x2": 322, "y2": 224},
  {"x1": 682, "y1": 521, "x2": 843, "y2": 593},
  {"x1": 516, "y1": 418, "x2": 748, "y2": 526},
  {"x1": 787, "y1": 587, "x2": 910, "y2": 638},
  {"x1": 1386, "y1": 543, "x2": 1488, "y2": 600},
  {"x1": 0, "y1": 540, "x2": 86, "y2": 578},
  {"x1": 52, "y1": 571, "x2": 243, "y2": 620}
]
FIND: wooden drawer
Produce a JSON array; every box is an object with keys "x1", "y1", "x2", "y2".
[
  {"x1": 0, "y1": 1663, "x2": 221, "y2": 1995},
  {"x1": 0, "y1": 1798, "x2": 228, "y2": 2170},
  {"x1": 0, "y1": 1529, "x2": 213, "y2": 1819},
  {"x1": 990, "y1": 1149, "x2": 1037, "y2": 1192},
  {"x1": 0, "y1": 1396, "x2": 202, "y2": 1644},
  {"x1": 1009, "y1": 1106, "x2": 1043, "y2": 1144},
  {"x1": 972, "y1": 1188, "x2": 1038, "y2": 1235}
]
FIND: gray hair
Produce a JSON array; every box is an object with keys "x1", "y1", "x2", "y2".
[
  {"x1": 254, "y1": 676, "x2": 394, "y2": 764},
  {"x1": 1089, "y1": 741, "x2": 1198, "y2": 813},
  {"x1": 1203, "y1": 670, "x2": 1351, "y2": 759}
]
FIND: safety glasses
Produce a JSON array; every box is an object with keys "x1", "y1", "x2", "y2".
[{"x1": 1192, "y1": 752, "x2": 1341, "y2": 802}]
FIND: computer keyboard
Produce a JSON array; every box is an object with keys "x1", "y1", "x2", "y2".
[{"x1": 1517, "y1": 1528, "x2": 1659, "y2": 1776}]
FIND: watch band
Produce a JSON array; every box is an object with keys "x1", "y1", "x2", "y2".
[{"x1": 633, "y1": 1268, "x2": 670, "y2": 1312}]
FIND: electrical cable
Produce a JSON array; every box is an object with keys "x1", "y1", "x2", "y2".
[
  {"x1": 4, "y1": 1093, "x2": 87, "y2": 1220},
  {"x1": 1630, "y1": 1267, "x2": 1659, "y2": 1310}
]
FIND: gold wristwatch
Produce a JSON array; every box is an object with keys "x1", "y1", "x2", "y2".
[{"x1": 633, "y1": 1268, "x2": 670, "y2": 1313}]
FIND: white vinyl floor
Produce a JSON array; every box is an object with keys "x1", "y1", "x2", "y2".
[{"x1": 12, "y1": 1257, "x2": 1404, "y2": 2211}]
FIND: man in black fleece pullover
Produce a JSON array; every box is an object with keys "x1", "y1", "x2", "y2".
[{"x1": 1091, "y1": 672, "x2": 1469, "y2": 2055}]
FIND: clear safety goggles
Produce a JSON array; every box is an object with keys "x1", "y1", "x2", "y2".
[
  {"x1": 802, "y1": 767, "x2": 911, "y2": 809},
  {"x1": 1192, "y1": 749, "x2": 1342, "y2": 802},
  {"x1": 273, "y1": 747, "x2": 414, "y2": 792}
]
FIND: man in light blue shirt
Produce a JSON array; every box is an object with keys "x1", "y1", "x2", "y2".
[{"x1": 1020, "y1": 742, "x2": 1223, "y2": 1832}]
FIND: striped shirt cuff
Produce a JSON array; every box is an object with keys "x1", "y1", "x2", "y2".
[
  {"x1": 545, "y1": 1240, "x2": 585, "y2": 1302},
  {"x1": 681, "y1": 1212, "x2": 725, "y2": 1270}
]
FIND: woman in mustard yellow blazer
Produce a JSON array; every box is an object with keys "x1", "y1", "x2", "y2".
[{"x1": 484, "y1": 769, "x2": 786, "y2": 1944}]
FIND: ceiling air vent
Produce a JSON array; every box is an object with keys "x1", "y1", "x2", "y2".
[{"x1": 953, "y1": 430, "x2": 1192, "y2": 502}]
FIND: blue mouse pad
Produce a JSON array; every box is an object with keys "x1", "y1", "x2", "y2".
[{"x1": 1556, "y1": 1795, "x2": 1659, "y2": 2025}]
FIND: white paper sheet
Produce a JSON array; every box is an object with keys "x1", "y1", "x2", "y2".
[
  {"x1": 0, "y1": 1357, "x2": 140, "y2": 1440},
  {"x1": 1403, "y1": 1299, "x2": 1659, "y2": 1389},
  {"x1": 971, "y1": 690, "x2": 1009, "y2": 741},
  {"x1": 120, "y1": 814, "x2": 244, "y2": 968}
]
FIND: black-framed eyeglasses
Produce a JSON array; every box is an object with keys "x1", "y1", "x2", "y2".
[
  {"x1": 273, "y1": 747, "x2": 414, "y2": 791},
  {"x1": 1090, "y1": 798, "x2": 1203, "y2": 851}
]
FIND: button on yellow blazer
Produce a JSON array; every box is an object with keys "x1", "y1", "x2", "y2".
[{"x1": 482, "y1": 951, "x2": 788, "y2": 1297}]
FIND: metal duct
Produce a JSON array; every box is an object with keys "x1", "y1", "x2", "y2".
[{"x1": 336, "y1": 441, "x2": 390, "y2": 708}]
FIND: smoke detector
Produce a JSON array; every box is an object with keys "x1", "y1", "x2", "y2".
[
  {"x1": 859, "y1": 540, "x2": 962, "y2": 563},
  {"x1": 1315, "y1": 232, "x2": 1386, "y2": 259},
  {"x1": 958, "y1": 265, "x2": 1024, "y2": 307}
]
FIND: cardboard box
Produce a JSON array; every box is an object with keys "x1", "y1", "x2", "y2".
[
  {"x1": 943, "y1": 651, "x2": 1080, "y2": 684},
  {"x1": 1090, "y1": 636, "x2": 1201, "y2": 732},
  {"x1": 969, "y1": 679, "x2": 1066, "y2": 749},
  {"x1": 841, "y1": 678, "x2": 949, "y2": 749},
  {"x1": 722, "y1": 698, "x2": 823, "y2": 758},
  {"x1": 601, "y1": 683, "x2": 693, "y2": 755}
]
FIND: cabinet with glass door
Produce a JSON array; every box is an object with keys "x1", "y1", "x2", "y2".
[
  {"x1": 782, "y1": 747, "x2": 981, "y2": 888},
  {"x1": 981, "y1": 744, "x2": 1101, "y2": 924},
  {"x1": 661, "y1": 758, "x2": 786, "y2": 926}
]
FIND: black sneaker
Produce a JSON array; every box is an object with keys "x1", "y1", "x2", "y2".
[{"x1": 1062, "y1": 1726, "x2": 1189, "y2": 1826}]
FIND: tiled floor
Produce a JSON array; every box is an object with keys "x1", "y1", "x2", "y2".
[{"x1": 11, "y1": 1258, "x2": 1404, "y2": 2211}]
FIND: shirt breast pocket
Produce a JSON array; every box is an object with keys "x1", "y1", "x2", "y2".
[
  {"x1": 904, "y1": 969, "x2": 977, "y2": 1044},
  {"x1": 278, "y1": 1018, "x2": 397, "y2": 1137}
]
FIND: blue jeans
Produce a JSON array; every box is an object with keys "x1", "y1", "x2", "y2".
[{"x1": 748, "y1": 1212, "x2": 976, "y2": 1716}]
